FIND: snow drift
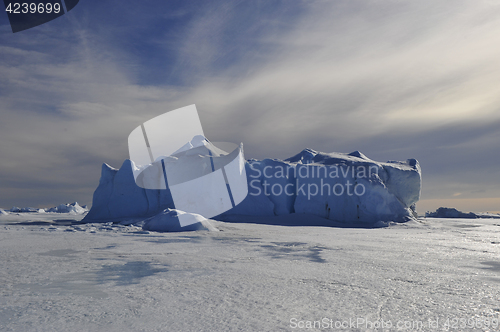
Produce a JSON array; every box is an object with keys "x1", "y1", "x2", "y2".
[{"x1": 84, "y1": 148, "x2": 421, "y2": 224}]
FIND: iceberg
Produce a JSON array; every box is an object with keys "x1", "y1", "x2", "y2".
[
  {"x1": 227, "y1": 149, "x2": 421, "y2": 223},
  {"x1": 84, "y1": 146, "x2": 421, "y2": 225},
  {"x1": 425, "y1": 207, "x2": 500, "y2": 219},
  {"x1": 9, "y1": 207, "x2": 38, "y2": 213},
  {"x1": 5, "y1": 203, "x2": 88, "y2": 214},
  {"x1": 45, "y1": 202, "x2": 88, "y2": 214}
]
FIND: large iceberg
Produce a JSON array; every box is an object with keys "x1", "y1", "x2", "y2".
[{"x1": 83, "y1": 147, "x2": 421, "y2": 225}]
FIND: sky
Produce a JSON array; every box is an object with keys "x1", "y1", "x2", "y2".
[{"x1": 1, "y1": 0, "x2": 499, "y2": 213}]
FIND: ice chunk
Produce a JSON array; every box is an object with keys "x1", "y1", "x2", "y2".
[
  {"x1": 142, "y1": 209, "x2": 218, "y2": 232},
  {"x1": 46, "y1": 202, "x2": 88, "y2": 214},
  {"x1": 425, "y1": 207, "x2": 478, "y2": 219}
]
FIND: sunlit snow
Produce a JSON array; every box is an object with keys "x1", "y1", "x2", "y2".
[{"x1": 0, "y1": 211, "x2": 499, "y2": 331}]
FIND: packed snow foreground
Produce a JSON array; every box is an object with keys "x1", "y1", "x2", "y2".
[{"x1": 83, "y1": 139, "x2": 421, "y2": 231}]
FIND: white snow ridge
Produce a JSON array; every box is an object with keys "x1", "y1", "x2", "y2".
[{"x1": 84, "y1": 146, "x2": 421, "y2": 226}]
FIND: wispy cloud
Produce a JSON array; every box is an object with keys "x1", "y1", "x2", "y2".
[{"x1": 1, "y1": 0, "x2": 499, "y2": 211}]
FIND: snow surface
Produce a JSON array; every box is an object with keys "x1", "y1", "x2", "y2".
[
  {"x1": 0, "y1": 212, "x2": 499, "y2": 331},
  {"x1": 84, "y1": 148, "x2": 421, "y2": 224}
]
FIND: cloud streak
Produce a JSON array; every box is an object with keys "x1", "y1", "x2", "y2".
[{"x1": 1, "y1": 0, "x2": 499, "y2": 213}]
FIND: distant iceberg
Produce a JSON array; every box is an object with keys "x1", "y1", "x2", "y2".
[
  {"x1": 425, "y1": 207, "x2": 500, "y2": 219},
  {"x1": 5, "y1": 202, "x2": 88, "y2": 215},
  {"x1": 9, "y1": 207, "x2": 39, "y2": 213},
  {"x1": 84, "y1": 146, "x2": 421, "y2": 225},
  {"x1": 45, "y1": 202, "x2": 88, "y2": 214}
]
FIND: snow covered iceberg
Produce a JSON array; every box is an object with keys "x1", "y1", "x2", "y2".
[
  {"x1": 84, "y1": 147, "x2": 421, "y2": 224},
  {"x1": 425, "y1": 207, "x2": 500, "y2": 219},
  {"x1": 45, "y1": 202, "x2": 88, "y2": 214}
]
